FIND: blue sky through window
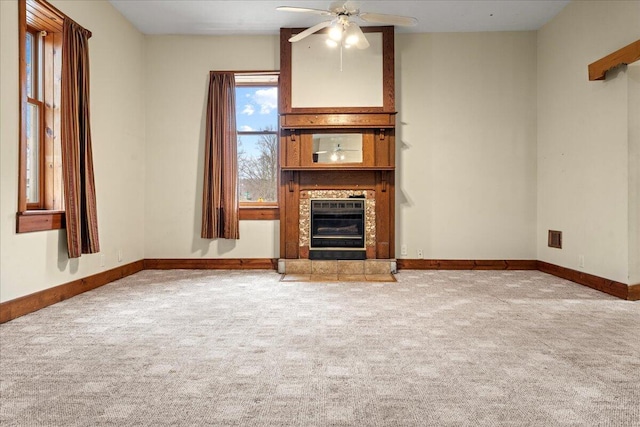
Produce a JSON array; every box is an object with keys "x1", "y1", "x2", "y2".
[{"x1": 236, "y1": 87, "x2": 277, "y2": 128}]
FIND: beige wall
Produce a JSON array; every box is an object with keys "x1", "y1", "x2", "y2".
[
  {"x1": 145, "y1": 31, "x2": 538, "y2": 261},
  {"x1": 537, "y1": 0, "x2": 640, "y2": 284},
  {"x1": 395, "y1": 32, "x2": 538, "y2": 260},
  {"x1": 0, "y1": 0, "x2": 146, "y2": 302},
  {"x1": 292, "y1": 32, "x2": 383, "y2": 108},
  {"x1": 144, "y1": 35, "x2": 280, "y2": 258}
]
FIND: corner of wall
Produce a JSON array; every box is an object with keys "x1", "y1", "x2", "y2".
[
  {"x1": 535, "y1": 0, "x2": 639, "y2": 284},
  {"x1": 628, "y1": 63, "x2": 640, "y2": 285}
]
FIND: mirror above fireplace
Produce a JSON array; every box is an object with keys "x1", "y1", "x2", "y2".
[{"x1": 312, "y1": 133, "x2": 363, "y2": 164}]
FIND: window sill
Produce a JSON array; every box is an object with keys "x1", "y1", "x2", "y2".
[
  {"x1": 16, "y1": 210, "x2": 65, "y2": 233},
  {"x1": 239, "y1": 206, "x2": 279, "y2": 220}
]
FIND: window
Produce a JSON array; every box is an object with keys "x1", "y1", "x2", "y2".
[
  {"x1": 234, "y1": 73, "x2": 279, "y2": 220},
  {"x1": 17, "y1": 0, "x2": 65, "y2": 232},
  {"x1": 25, "y1": 29, "x2": 43, "y2": 208}
]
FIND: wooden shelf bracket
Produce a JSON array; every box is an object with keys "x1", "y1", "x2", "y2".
[{"x1": 588, "y1": 39, "x2": 640, "y2": 81}]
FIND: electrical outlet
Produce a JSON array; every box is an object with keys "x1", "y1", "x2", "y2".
[
  {"x1": 401, "y1": 244, "x2": 408, "y2": 256},
  {"x1": 578, "y1": 255, "x2": 585, "y2": 268},
  {"x1": 117, "y1": 249, "x2": 123, "y2": 263},
  {"x1": 417, "y1": 249, "x2": 424, "y2": 259}
]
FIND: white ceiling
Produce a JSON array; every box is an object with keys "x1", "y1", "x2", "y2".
[{"x1": 108, "y1": 0, "x2": 570, "y2": 35}]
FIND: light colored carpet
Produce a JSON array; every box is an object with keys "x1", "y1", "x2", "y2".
[{"x1": 1, "y1": 270, "x2": 639, "y2": 426}]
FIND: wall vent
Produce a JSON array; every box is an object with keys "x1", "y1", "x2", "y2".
[{"x1": 548, "y1": 230, "x2": 562, "y2": 249}]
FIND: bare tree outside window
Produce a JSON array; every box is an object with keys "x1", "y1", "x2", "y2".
[{"x1": 237, "y1": 129, "x2": 278, "y2": 202}]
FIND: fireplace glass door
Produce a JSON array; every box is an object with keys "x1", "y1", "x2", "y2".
[{"x1": 310, "y1": 199, "x2": 366, "y2": 259}]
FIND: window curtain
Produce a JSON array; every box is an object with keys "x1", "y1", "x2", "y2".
[
  {"x1": 61, "y1": 19, "x2": 99, "y2": 258},
  {"x1": 201, "y1": 72, "x2": 240, "y2": 239}
]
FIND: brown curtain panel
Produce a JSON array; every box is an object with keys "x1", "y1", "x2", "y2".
[
  {"x1": 201, "y1": 72, "x2": 240, "y2": 239},
  {"x1": 61, "y1": 19, "x2": 99, "y2": 258}
]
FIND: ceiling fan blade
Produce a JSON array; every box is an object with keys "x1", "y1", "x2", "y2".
[
  {"x1": 276, "y1": 6, "x2": 333, "y2": 16},
  {"x1": 288, "y1": 20, "x2": 333, "y2": 42},
  {"x1": 328, "y1": 1, "x2": 345, "y2": 13},
  {"x1": 314, "y1": 151, "x2": 329, "y2": 154},
  {"x1": 343, "y1": 1, "x2": 361, "y2": 13},
  {"x1": 329, "y1": 1, "x2": 360, "y2": 14},
  {"x1": 359, "y1": 12, "x2": 418, "y2": 27}
]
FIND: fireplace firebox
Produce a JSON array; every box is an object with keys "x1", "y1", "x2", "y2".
[{"x1": 310, "y1": 199, "x2": 366, "y2": 260}]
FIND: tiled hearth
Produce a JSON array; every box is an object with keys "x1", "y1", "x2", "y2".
[{"x1": 278, "y1": 259, "x2": 397, "y2": 282}]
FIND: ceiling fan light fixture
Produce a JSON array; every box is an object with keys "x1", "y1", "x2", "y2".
[
  {"x1": 277, "y1": 2, "x2": 418, "y2": 50},
  {"x1": 326, "y1": 38, "x2": 338, "y2": 47},
  {"x1": 344, "y1": 25, "x2": 359, "y2": 45},
  {"x1": 328, "y1": 24, "x2": 343, "y2": 41}
]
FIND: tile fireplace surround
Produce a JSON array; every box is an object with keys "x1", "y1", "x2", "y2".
[
  {"x1": 298, "y1": 189, "x2": 376, "y2": 255},
  {"x1": 278, "y1": 189, "x2": 395, "y2": 275}
]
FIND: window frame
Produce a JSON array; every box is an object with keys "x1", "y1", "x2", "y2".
[
  {"x1": 234, "y1": 73, "x2": 280, "y2": 221},
  {"x1": 17, "y1": 0, "x2": 65, "y2": 233},
  {"x1": 25, "y1": 27, "x2": 45, "y2": 210}
]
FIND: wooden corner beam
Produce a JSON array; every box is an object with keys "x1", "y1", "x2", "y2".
[{"x1": 588, "y1": 39, "x2": 640, "y2": 81}]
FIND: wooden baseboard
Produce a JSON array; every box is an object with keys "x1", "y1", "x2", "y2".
[
  {"x1": 537, "y1": 261, "x2": 634, "y2": 300},
  {"x1": 397, "y1": 259, "x2": 538, "y2": 270},
  {"x1": 2, "y1": 257, "x2": 634, "y2": 324},
  {"x1": 144, "y1": 258, "x2": 278, "y2": 270},
  {"x1": 0, "y1": 260, "x2": 144, "y2": 324}
]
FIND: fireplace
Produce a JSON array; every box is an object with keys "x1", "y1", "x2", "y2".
[
  {"x1": 309, "y1": 199, "x2": 366, "y2": 260},
  {"x1": 278, "y1": 27, "x2": 395, "y2": 261}
]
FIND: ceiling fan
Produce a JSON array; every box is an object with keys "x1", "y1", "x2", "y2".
[
  {"x1": 277, "y1": 1, "x2": 417, "y2": 49},
  {"x1": 314, "y1": 143, "x2": 359, "y2": 155},
  {"x1": 314, "y1": 143, "x2": 361, "y2": 162}
]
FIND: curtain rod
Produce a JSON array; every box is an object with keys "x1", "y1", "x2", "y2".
[{"x1": 32, "y1": 0, "x2": 92, "y2": 38}]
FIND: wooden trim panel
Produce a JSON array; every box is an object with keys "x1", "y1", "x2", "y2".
[
  {"x1": 537, "y1": 261, "x2": 632, "y2": 300},
  {"x1": 144, "y1": 258, "x2": 278, "y2": 270},
  {"x1": 281, "y1": 113, "x2": 396, "y2": 129},
  {"x1": 279, "y1": 28, "x2": 292, "y2": 114},
  {"x1": 16, "y1": 211, "x2": 65, "y2": 233},
  {"x1": 397, "y1": 259, "x2": 538, "y2": 270},
  {"x1": 282, "y1": 166, "x2": 395, "y2": 172},
  {"x1": 628, "y1": 284, "x2": 640, "y2": 302},
  {"x1": 26, "y1": 0, "x2": 63, "y2": 34},
  {"x1": 239, "y1": 207, "x2": 279, "y2": 220},
  {"x1": 589, "y1": 39, "x2": 640, "y2": 81},
  {"x1": 0, "y1": 260, "x2": 143, "y2": 323}
]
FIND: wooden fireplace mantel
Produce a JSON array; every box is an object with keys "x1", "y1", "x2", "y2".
[
  {"x1": 588, "y1": 39, "x2": 640, "y2": 81},
  {"x1": 281, "y1": 112, "x2": 396, "y2": 129}
]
